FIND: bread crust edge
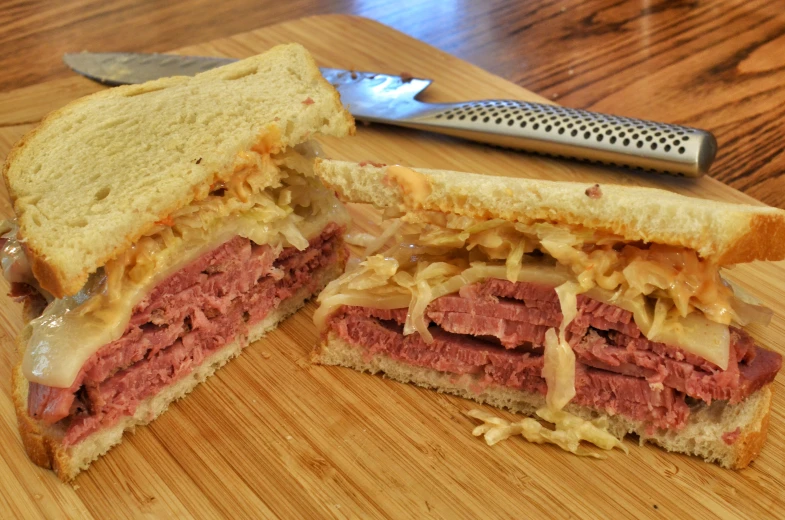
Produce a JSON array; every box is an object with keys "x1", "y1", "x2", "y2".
[
  {"x1": 313, "y1": 333, "x2": 774, "y2": 469},
  {"x1": 12, "y1": 323, "x2": 75, "y2": 480},
  {"x1": 12, "y1": 245, "x2": 348, "y2": 482},
  {"x1": 730, "y1": 383, "x2": 771, "y2": 469},
  {"x1": 313, "y1": 159, "x2": 785, "y2": 265},
  {"x1": 3, "y1": 45, "x2": 355, "y2": 299}
]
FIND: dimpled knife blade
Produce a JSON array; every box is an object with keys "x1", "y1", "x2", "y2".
[{"x1": 64, "y1": 52, "x2": 717, "y2": 177}]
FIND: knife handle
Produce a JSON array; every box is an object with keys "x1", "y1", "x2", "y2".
[{"x1": 402, "y1": 100, "x2": 716, "y2": 177}]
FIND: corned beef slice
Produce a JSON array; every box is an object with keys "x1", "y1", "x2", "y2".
[
  {"x1": 328, "y1": 279, "x2": 781, "y2": 431},
  {"x1": 27, "y1": 224, "x2": 343, "y2": 445}
]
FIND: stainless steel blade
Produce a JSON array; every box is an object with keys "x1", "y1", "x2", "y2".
[
  {"x1": 62, "y1": 53, "x2": 434, "y2": 102},
  {"x1": 63, "y1": 52, "x2": 237, "y2": 86},
  {"x1": 63, "y1": 52, "x2": 716, "y2": 177},
  {"x1": 62, "y1": 52, "x2": 435, "y2": 120},
  {"x1": 317, "y1": 68, "x2": 433, "y2": 120}
]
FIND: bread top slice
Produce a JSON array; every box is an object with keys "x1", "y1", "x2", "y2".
[
  {"x1": 3, "y1": 44, "x2": 355, "y2": 298},
  {"x1": 314, "y1": 159, "x2": 785, "y2": 265}
]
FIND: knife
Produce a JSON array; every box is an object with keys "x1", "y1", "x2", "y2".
[{"x1": 63, "y1": 52, "x2": 716, "y2": 178}]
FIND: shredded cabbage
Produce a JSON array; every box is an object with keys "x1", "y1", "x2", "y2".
[
  {"x1": 364, "y1": 219, "x2": 405, "y2": 256},
  {"x1": 539, "y1": 281, "x2": 583, "y2": 411},
  {"x1": 505, "y1": 238, "x2": 527, "y2": 282},
  {"x1": 466, "y1": 408, "x2": 627, "y2": 457},
  {"x1": 26, "y1": 144, "x2": 346, "y2": 388},
  {"x1": 542, "y1": 328, "x2": 576, "y2": 411},
  {"x1": 406, "y1": 279, "x2": 433, "y2": 340},
  {"x1": 344, "y1": 232, "x2": 378, "y2": 248},
  {"x1": 647, "y1": 298, "x2": 670, "y2": 339},
  {"x1": 733, "y1": 299, "x2": 773, "y2": 327},
  {"x1": 316, "y1": 210, "x2": 765, "y2": 371},
  {"x1": 725, "y1": 278, "x2": 773, "y2": 326}
]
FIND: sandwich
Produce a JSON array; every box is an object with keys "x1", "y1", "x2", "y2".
[
  {"x1": 1, "y1": 44, "x2": 354, "y2": 481},
  {"x1": 312, "y1": 159, "x2": 784, "y2": 467}
]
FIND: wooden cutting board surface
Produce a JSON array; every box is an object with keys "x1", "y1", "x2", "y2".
[{"x1": 0, "y1": 15, "x2": 784, "y2": 519}]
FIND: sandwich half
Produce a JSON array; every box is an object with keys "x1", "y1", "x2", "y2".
[
  {"x1": 1, "y1": 44, "x2": 354, "y2": 481},
  {"x1": 312, "y1": 159, "x2": 784, "y2": 468}
]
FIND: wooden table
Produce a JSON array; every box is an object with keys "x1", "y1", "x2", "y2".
[
  {"x1": 1, "y1": 0, "x2": 784, "y2": 208},
  {"x1": 1, "y1": 3, "x2": 785, "y2": 519}
]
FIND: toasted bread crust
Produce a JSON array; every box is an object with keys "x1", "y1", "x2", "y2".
[
  {"x1": 729, "y1": 384, "x2": 771, "y2": 468},
  {"x1": 13, "y1": 252, "x2": 347, "y2": 481},
  {"x1": 728, "y1": 213, "x2": 785, "y2": 264},
  {"x1": 0, "y1": 77, "x2": 184, "y2": 299},
  {"x1": 3, "y1": 45, "x2": 355, "y2": 299},
  {"x1": 12, "y1": 323, "x2": 74, "y2": 480},
  {"x1": 9, "y1": 124, "x2": 290, "y2": 299},
  {"x1": 314, "y1": 160, "x2": 785, "y2": 265},
  {"x1": 314, "y1": 334, "x2": 774, "y2": 469}
]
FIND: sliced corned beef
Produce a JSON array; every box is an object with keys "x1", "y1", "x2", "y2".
[
  {"x1": 26, "y1": 224, "x2": 344, "y2": 445},
  {"x1": 326, "y1": 278, "x2": 781, "y2": 432}
]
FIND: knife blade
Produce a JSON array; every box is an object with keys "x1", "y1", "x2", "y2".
[
  {"x1": 63, "y1": 52, "x2": 716, "y2": 177},
  {"x1": 62, "y1": 52, "x2": 434, "y2": 122}
]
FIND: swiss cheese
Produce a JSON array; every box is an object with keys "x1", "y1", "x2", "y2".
[{"x1": 14, "y1": 146, "x2": 349, "y2": 388}]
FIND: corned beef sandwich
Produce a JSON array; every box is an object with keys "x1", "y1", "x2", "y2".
[
  {"x1": 312, "y1": 159, "x2": 785, "y2": 468},
  {"x1": 1, "y1": 44, "x2": 354, "y2": 481}
]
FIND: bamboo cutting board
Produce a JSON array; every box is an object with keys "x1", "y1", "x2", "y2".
[{"x1": 0, "y1": 15, "x2": 784, "y2": 519}]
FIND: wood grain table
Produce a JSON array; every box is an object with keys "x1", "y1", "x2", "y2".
[
  {"x1": 1, "y1": 0, "x2": 783, "y2": 208},
  {"x1": 1, "y1": 3, "x2": 785, "y2": 520}
]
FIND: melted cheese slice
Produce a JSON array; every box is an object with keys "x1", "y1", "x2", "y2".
[
  {"x1": 317, "y1": 259, "x2": 732, "y2": 369},
  {"x1": 23, "y1": 195, "x2": 347, "y2": 388},
  {"x1": 24, "y1": 240, "x2": 212, "y2": 388}
]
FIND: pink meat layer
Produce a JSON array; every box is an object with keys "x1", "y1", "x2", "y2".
[
  {"x1": 327, "y1": 279, "x2": 781, "y2": 432},
  {"x1": 26, "y1": 224, "x2": 344, "y2": 446}
]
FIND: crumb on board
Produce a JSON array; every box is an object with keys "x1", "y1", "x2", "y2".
[{"x1": 585, "y1": 184, "x2": 602, "y2": 199}]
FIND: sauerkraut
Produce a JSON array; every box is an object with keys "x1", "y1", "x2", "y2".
[
  {"x1": 317, "y1": 210, "x2": 769, "y2": 373},
  {"x1": 542, "y1": 281, "x2": 582, "y2": 411},
  {"x1": 466, "y1": 408, "x2": 627, "y2": 457},
  {"x1": 401, "y1": 212, "x2": 742, "y2": 325},
  {"x1": 23, "y1": 144, "x2": 348, "y2": 388}
]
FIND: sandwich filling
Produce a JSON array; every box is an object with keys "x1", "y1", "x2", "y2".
[
  {"x1": 316, "y1": 209, "x2": 781, "y2": 434},
  {"x1": 3, "y1": 142, "x2": 349, "y2": 443}
]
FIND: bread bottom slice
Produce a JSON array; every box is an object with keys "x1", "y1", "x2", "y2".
[
  {"x1": 13, "y1": 262, "x2": 343, "y2": 481},
  {"x1": 314, "y1": 332, "x2": 772, "y2": 469}
]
